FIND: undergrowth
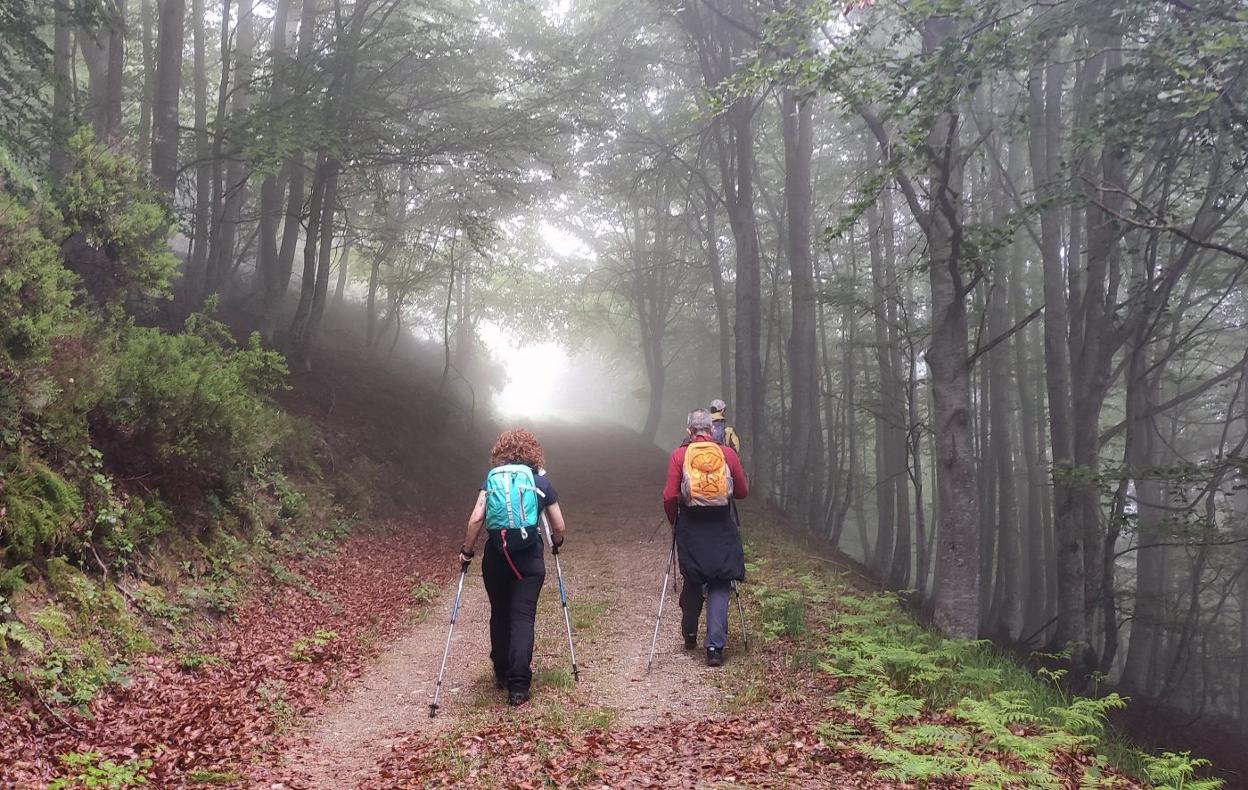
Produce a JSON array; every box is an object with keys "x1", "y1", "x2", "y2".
[
  {"x1": 0, "y1": 133, "x2": 375, "y2": 719},
  {"x1": 738, "y1": 521, "x2": 1223, "y2": 790}
]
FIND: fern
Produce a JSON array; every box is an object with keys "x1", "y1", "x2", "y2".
[
  {"x1": 1047, "y1": 693, "x2": 1126, "y2": 737},
  {"x1": 1143, "y1": 751, "x2": 1224, "y2": 790},
  {"x1": 0, "y1": 620, "x2": 44, "y2": 655}
]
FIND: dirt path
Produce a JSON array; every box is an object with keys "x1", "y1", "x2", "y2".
[{"x1": 268, "y1": 425, "x2": 721, "y2": 787}]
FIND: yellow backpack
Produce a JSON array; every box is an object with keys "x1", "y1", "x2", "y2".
[{"x1": 681, "y1": 441, "x2": 733, "y2": 507}]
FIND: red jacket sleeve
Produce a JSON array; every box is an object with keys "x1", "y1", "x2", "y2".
[
  {"x1": 724, "y1": 446, "x2": 749, "y2": 500},
  {"x1": 662, "y1": 447, "x2": 684, "y2": 524}
]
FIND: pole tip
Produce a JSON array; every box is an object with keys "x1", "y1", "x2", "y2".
[{"x1": 429, "y1": 704, "x2": 438, "y2": 718}]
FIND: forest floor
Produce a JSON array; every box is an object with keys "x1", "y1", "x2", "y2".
[
  {"x1": 3, "y1": 417, "x2": 1163, "y2": 789},
  {"x1": 1, "y1": 396, "x2": 1169, "y2": 788}
]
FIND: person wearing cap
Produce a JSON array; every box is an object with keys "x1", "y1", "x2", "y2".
[
  {"x1": 708, "y1": 398, "x2": 741, "y2": 453},
  {"x1": 662, "y1": 409, "x2": 749, "y2": 666}
]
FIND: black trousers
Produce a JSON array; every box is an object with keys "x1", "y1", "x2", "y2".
[{"x1": 481, "y1": 545, "x2": 545, "y2": 693}]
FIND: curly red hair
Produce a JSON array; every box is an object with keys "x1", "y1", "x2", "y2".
[{"x1": 490, "y1": 428, "x2": 545, "y2": 471}]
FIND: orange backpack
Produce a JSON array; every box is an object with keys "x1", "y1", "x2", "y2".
[{"x1": 681, "y1": 441, "x2": 733, "y2": 507}]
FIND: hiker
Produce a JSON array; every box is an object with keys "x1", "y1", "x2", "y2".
[
  {"x1": 662, "y1": 409, "x2": 748, "y2": 666},
  {"x1": 458, "y1": 428, "x2": 566, "y2": 706},
  {"x1": 708, "y1": 398, "x2": 741, "y2": 453}
]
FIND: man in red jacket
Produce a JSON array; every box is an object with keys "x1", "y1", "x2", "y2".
[{"x1": 662, "y1": 409, "x2": 749, "y2": 666}]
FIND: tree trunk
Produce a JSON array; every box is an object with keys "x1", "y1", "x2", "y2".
[
  {"x1": 1120, "y1": 333, "x2": 1166, "y2": 693},
  {"x1": 206, "y1": 0, "x2": 254, "y2": 300},
  {"x1": 702, "y1": 181, "x2": 733, "y2": 409},
  {"x1": 1238, "y1": 485, "x2": 1248, "y2": 737},
  {"x1": 987, "y1": 245, "x2": 1020, "y2": 641},
  {"x1": 1028, "y1": 55, "x2": 1087, "y2": 657},
  {"x1": 922, "y1": 14, "x2": 979, "y2": 639},
  {"x1": 188, "y1": 0, "x2": 212, "y2": 305},
  {"x1": 151, "y1": 0, "x2": 186, "y2": 193},
  {"x1": 909, "y1": 336, "x2": 929, "y2": 596},
  {"x1": 255, "y1": 0, "x2": 294, "y2": 317},
  {"x1": 105, "y1": 0, "x2": 126, "y2": 137},
  {"x1": 261, "y1": 0, "x2": 319, "y2": 342},
  {"x1": 783, "y1": 89, "x2": 819, "y2": 530},
  {"x1": 298, "y1": 161, "x2": 340, "y2": 367},
  {"x1": 79, "y1": 17, "x2": 110, "y2": 138},
  {"x1": 333, "y1": 240, "x2": 351, "y2": 308},
  {"x1": 50, "y1": 1, "x2": 73, "y2": 177},
  {"x1": 867, "y1": 200, "x2": 896, "y2": 580},
  {"x1": 139, "y1": 0, "x2": 155, "y2": 159},
  {"x1": 730, "y1": 99, "x2": 765, "y2": 485},
  {"x1": 288, "y1": 156, "x2": 329, "y2": 356},
  {"x1": 883, "y1": 184, "x2": 912, "y2": 589}
]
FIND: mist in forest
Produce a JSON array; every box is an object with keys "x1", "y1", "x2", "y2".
[{"x1": 2, "y1": 0, "x2": 1248, "y2": 780}]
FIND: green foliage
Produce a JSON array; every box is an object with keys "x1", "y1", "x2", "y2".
[
  {"x1": 750, "y1": 574, "x2": 825, "y2": 641},
  {"x1": 410, "y1": 581, "x2": 438, "y2": 603},
  {"x1": 57, "y1": 130, "x2": 177, "y2": 300},
  {"x1": 175, "y1": 651, "x2": 224, "y2": 672},
  {"x1": 793, "y1": 573, "x2": 1148, "y2": 788},
  {"x1": 134, "y1": 583, "x2": 189, "y2": 625},
  {"x1": 257, "y1": 678, "x2": 294, "y2": 732},
  {"x1": 0, "y1": 564, "x2": 27, "y2": 597},
  {"x1": 0, "y1": 188, "x2": 75, "y2": 371},
  {"x1": 1143, "y1": 752, "x2": 1224, "y2": 790},
  {"x1": 288, "y1": 628, "x2": 338, "y2": 662},
  {"x1": 103, "y1": 315, "x2": 289, "y2": 491},
  {"x1": 47, "y1": 751, "x2": 151, "y2": 789},
  {"x1": 101, "y1": 497, "x2": 170, "y2": 560},
  {"x1": 0, "y1": 619, "x2": 43, "y2": 655},
  {"x1": 0, "y1": 457, "x2": 83, "y2": 560}
]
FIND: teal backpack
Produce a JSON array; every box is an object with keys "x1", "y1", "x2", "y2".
[{"x1": 484, "y1": 464, "x2": 542, "y2": 540}]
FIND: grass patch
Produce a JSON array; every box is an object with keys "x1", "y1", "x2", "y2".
[
  {"x1": 534, "y1": 666, "x2": 575, "y2": 690},
  {"x1": 570, "y1": 599, "x2": 608, "y2": 631},
  {"x1": 185, "y1": 769, "x2": 242, "y2": 785}
]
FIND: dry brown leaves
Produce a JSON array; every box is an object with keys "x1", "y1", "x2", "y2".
[
  {"x1": 362, "y1": 703, "x2": 901, "y2": 790},
  {"x1": 0, "y1": 522, "x2": 450, "y2": 789}
]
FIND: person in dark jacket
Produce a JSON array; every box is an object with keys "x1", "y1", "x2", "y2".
[
  {"x1": 459, "y1": 429, "x2": 566, "y2": 705},
  {"x1": 662, "y1": 409, "x2": 749, "y2": 666}
]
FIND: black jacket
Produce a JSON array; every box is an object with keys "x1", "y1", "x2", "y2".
[{"x1": 675, "y1": 505, "x2": 745, "y2": 584}]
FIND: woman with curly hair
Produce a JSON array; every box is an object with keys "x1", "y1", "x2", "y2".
[{"x1": 458, "y1": 428, "x2": 566, "y2": 705}]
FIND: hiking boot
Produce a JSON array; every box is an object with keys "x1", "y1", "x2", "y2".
[
  {"x1": 683, "y1": 633, "x2": 698, "y2": 650},
  {"x1": 508, "y1": 689, "x2": 530, "y2": 706},
  {"x1": 706, "y1": 648, "x2": 724, "y2": 667}
]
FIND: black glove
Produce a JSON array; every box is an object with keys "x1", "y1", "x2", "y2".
[
  {"x1": 551, "y1": 534, "x2": 564, "y2": 555},
  {"x1": 458, "y1": 546, "x2": 474, "y2": 565}
]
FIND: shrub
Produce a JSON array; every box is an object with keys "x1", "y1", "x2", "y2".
[
  {"x1": 0, "y1": 456, "x2": 83, "y2": 560},
  {"x1": 0, "y1": 190, "x2": 75, "y2": 368},
  {"x1": 101, "y1": 314, "x2": 289, "y2": 492},
  {"x1": 57, "y1": 129, "x2": 177, "y2": 302}
]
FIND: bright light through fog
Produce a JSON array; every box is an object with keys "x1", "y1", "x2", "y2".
[
  {"x1": 480, "y1": 322, "x2": 571, "y2": 417},
  {"x1": 539, "y1": 221, "x2": 590, "y2": 259}
]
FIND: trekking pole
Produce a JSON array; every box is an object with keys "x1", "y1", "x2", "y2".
[
  {"x1": 542, "y1": 512, "x2": 580, "y2": 682},
  {"x1": 429, "y1": 558, "x2": 470, "y2": 718},
  {"x1": 730, "y1": 501, "x2": 749, "y2": 652},
  {"x1": 645, "y1": 537, "x2": 676, "y2": 674},
  {"x1": 733, "y1": 580, "x2": 749, "y2": 653}
]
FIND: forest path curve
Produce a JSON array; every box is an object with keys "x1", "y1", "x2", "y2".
[{"x1": 267, "y1": 423, "x2": 720, "y2": 788}]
